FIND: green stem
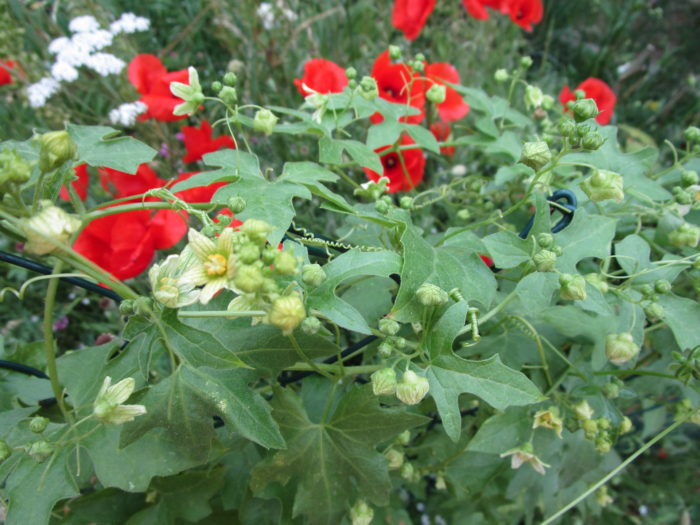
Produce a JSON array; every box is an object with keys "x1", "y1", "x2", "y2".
[
  {"x1": 83, "y1": 201, "x2": 211, "y2": 222},
  {"x1": 288, "y1": 334, "x2": 334, "y2": 380},
  {"x1": 457, "y1": 289, "x2": 517, "y2": 336},
  {"x1": 286, "y1": 362, "x2": 381, "y2": 375},
  {"x1": 177, "y1": 310, "x2": 267, "y2": 318}
]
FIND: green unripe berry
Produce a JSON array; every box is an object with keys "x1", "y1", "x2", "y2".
[
  {"x1": 29, "y1": 416, "x2": 49, "y2": 434},
  {"x1": 274, "y1": 251, "x2": 298, "y2": 275},
  {"x1": 238, "y1": 244, "x2": 261, "y2": 264},
  {"x1": 681, "y1": 170, "x2": 698, "y2": 187},
  {"x1": 211, "y1": 81, "x2": 223, "y2": 93},
  {"x1": 399, "y1": 196, "x2": 414, "y2": 209},
  {"x1": 227, "y1": 196, "x2": 247, "y2": 214},
  {"x1": 301, "y1": 316, "x2": 321, "y2": 335},
  {"x1": 536, "y1": 233, "x2": 554, "y2": 248},
  {"x1": 302, "y1": 263, "x2": 326, "y2": 287},
  {"x1": 654, "y1": 279, "x2": 672, "y2": 294},
  {"x1": 223, "y1": 72, "x2": 238, "y2": 86}
]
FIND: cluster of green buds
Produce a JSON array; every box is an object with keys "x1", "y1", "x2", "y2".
[
  {"x1": 0, "y1": 147, "x2": 32, "y2": 192},
  {"x1": 669, "y1": 222, "x2": 700, "y2": 248},
  {"x1": 211, "y1": 71, "x2": 239, "y2": 106},
  {"x1": 371, "y1": 368, "x2": 429, "y2": 406},
  {"x1": 584, "y1": 273, "x2": 609, "y2": 294},
  {"x1": 21, "y1": 200, "x2": 81, "y2": 256},
  {"x1": 580, "y1": 169, "x2": 625, "y2": 202},
  {"x1": 559, "y1": 273, "x2": 587, "y2": 301},
  {"x1": 638, "y1": 279, "x2": 671, "y2": 322},
  {"x1": 558, "y1": 97, "x2": 605, "y2": 152},
  {"x1": 532, "y1": 233, "x2": 563, "y2": 272}
]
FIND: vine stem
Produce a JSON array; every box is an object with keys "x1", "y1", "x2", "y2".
[
  {"x1": 288, "y1": 334, "x2": 335, "y2": 380},
  {"x1": 43, "y1": 260, "x2": 73, "y2": 423},
  {"x1": 177, "y1": 310, "x2": 267, "y2": 318},
  {"x1": 541, "y1": 416, "x2": 689, "y2": 525}
]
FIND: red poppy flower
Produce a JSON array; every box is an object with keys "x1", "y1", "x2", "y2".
[
  {"x1": 0, "y1": 59, "x2": 16, "y2": 86},
  {"x1": 364, "y1": 135, "x2": 425, "y2": 193},
  {"x1": 430, "y1": 121, "x2": 456, "y2": 157},
  {"x1": 293, "y1": 58, "x2": 348, "y2": 97},
  {"x1": 171, "y1": 171, "x2": 227, "y2": 203},
  {"x1": 181, "y1": 121, "x2": 236, "y2": 163},
  {"x1": 424, "y1": 62, "x2": 469, "y2": 122},
  {"x1": 507, "y1": 0, "x2": 543, "y2": 31},
  {"x1": 559, "y1": 77, "x2": 617, "y2": 125},
  {"x1": 371, "y1": 50, "x2": 425, "y2": 125},
  {"x1": 391, "y1": 0, "x2": 436, "y2": 40},
  {"x1": 462, "y1": 0, "x2": 509, "y2": 19},
  {"x1": 99, "y1": 163, "x2": 163, "y2": 199},
  {"x1": 59, "y1": 163, "x2": 90, "y2": 202},
  {"x1": 127, "y1": 54, "x2": 189, "y2": 122}
]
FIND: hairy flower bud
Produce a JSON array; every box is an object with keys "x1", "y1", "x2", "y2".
[
  {"x1": 226, "y1": 195, "x2": 246, "y2": 214},
  {"x1": 219, "y1": 86, "x2": 238, "y2": 106},
  {"x1": 558, "y1": 119, "x2": 576, "y2": 138},
  {"x1": 584, "y1": 273, "x2": 609, "y2": 294},
  {"x1": 582, "y1": 132, "x2": 604, "y2": 150},
  {"x1": 223, "y1": 72, "x2": 238, "y2": 86},
  {"x1": 396, "y1": 370, "x2": 429, "y2": 405},
  {"x1": 378, "y1": 317, "x2": 400, "y2": 336},
  {"x1": 654, "y1": 279, "x2": 671, "y2": 294},
  {"x1": 28, "y1": 440, "x2": 54, "y2": 463},
  {"x1": 269, "y1": 294, "x2": 306, "y2": 335},
  {"x1": 533, "y1": 249, "x2": 557, "y2": 272},
  {"x1": 374, "y1": 199, "x2": 389, "y2": 214},
  {"x1": 595, "y1": 436, "x2": 611, "y2": 454},
  {"x1": 536, "y1": 232, "x2": 554, "y2": 248},
  {"x1": 605, "y1": 332, "x2": 639, "y2": 365},
  {"x1": 572, "y1": 98, "x2": 599, "y2": 122},
  {"x1": 426, "y1": 83, "x2": 446, "y2": 104},
  {"x1": 559, "y1": 273, "x2": 587, "y2": 301},
  {"x1": 644, "y1": 302, "x2": 665, "y2": 322},
  {"x1": 253, "y1": 108, "x2": 278, "y2": 136},
  {"x1": 345, "y1": 66, "x2": 357, "y2": 80},
  {"x1": 389, "y1": 45, "x2": 402, "y2": 60},
  {"x1": 350, "y1": 500, "x2": 374, "y2": 525},
  {"x1": 580, "y1": 169, "x2": 624, "y2": 202},
  {"x1": 301, "y1": 316, "x2": 321, "y2": 335},
  {"x1": 0, "y1": 148, "x2": 32, "y2": 187},
  {"x1": 602, "y1": 382, "x2": 619, "y2": 399},
  {"x1": 241, "y1": 219, "x2": 272, "y2": 244},
  {"x1": 377, "y1": 341, "x2": 394, "y2": 358},
  {"x1": 520, "y1": 141, "x2": 552, "y2": 171},
  {"x1": 416, "y1": 283, "x2": 449, "y2": 307},
  {"x1": 400, "y1": 461, "x2": 415, "y2": 481},
  {"x1": 384, "y1": 448, "x2": 404, "y2": 469},
  {"x1": 576, "y1": 123, "x2": 593, "y2": 137},
  {"x1": 669, "y1": 223, "x2": 700, "y2": 248},
  {"x1": 237, "y1": 244, "x2": 261, "y2": 265},
  {"x1": 358, "y1": 76, "x2": 379, "y2": 101},
  {"x1": 234, "y1": 265, "x2": 265, "y2": 293},
  {"x1": 494, "y1": 68, "x2": 509, "y2": 83},
  {"x1": 684, "y1": 126, "x2": 700, "y2": 144},
  {"x1": 37, "y1": 130, "x2": 76, "y2": 172},
  {"x1": 274, "y1": 251, "x2": 298, "y2": 276},
  {"x1": 520, "y1": 56, "x2": 533, "y2": 69},
  {"x1": 395, "y1": 430, "x2": 411, "y2": 445},
  {"x1": 22, "y1": 201, "x2": 81, "y2": 256},
  {"x1": 619, "y1": 416, "x2": 633, "y2": 434},
  {"x1": 300, "y1": 264, "x2": 325, "y2": 287},
  {"x1": 371, "y1": 368, "x2": 397, "y2": 396},
  {"x1": 29, "y1": 416, "x2": 49, "y2": 434},
  {"x1": 399, "y1": 196, "x2": 414, "y2": 209}
]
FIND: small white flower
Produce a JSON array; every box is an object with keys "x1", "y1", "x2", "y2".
[
  {"x1": 55, "y1": 42, "x2": 92, "y2": 67},
  {"x1": 48, "y1": 36, "x2": 72, "y2": 55},
  {"x1": 93, "y1": 376, "x2": 147, "y2": 425},
  {"x1": 257, "y1": 3, "x2": 275, "y2": 29},
  {"x1": 27, "y1": 77, "x2": 60, "y2": 108},
  {"x1": 69, "y1": 15, "x2": 100, "y2": 33},
  {"x1": 50, "y1": 61, "x2": 79, "y2": 82},
  {"x1": 108, "y1": 101, "x2": 147, "y2": 126},
  {"x1": 170, "y1": 67, "x2": 204, "y2": 116},
  {"x1": 109, "y1": 12, "x2": 150, "y2": 34},
  {"x1": 85, "y1": 53, "x2": 126, "y2": 76},
  {"x1": 72, "y1": 30, "x2": 113, "y2": 52}
]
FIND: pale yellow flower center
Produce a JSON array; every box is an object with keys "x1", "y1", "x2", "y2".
[{"x1": 204, "y1": 253, "x2": 228, "y2": 276}]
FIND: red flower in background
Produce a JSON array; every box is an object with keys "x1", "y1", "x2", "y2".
[
  {"x1": 559, "y1": 77, "x2": 617, "y2": 125},
  {"x1": 364, "y1": 135, "x2": 425, "y2": 193},
  {"x1": 424, "y1": 62, "x2": 470, "y2": 122},
  {"x1": 171, "y1": 171, "x2": 227, "y2": 203},
  {"x1": 59, "y1": 163, "x2": 90, "y2": 201},
  {"x1": 0, "y1": 59, "x2": 16, "y2": 86},
  {"x1": 392, "y1": 0, "x2": 436, "y2": 40},
  {"x1": 99, "y1": 163, "x2": 163, "y2": 199},
  {"x1": 507, "y1": 0, "x2": 543, "y2": 31},
  {"x1": 128, "y1": 54, "x2": 189, "y2": 122},
  {"x1": 293, "y1": 58, "x2": 348, "y2": 97},
  {"x1": 181, "y1": 121, "x2": 236, "y2": 163},
  {"x1": 462, "y1": 0, "x2": 507, "y2": 19},
  {"x1": 371, "y1": 50, "x2": 425, "y2": 124},
  {"x1": 430, "y1": 121, "x2": 456, "y2": 156}
]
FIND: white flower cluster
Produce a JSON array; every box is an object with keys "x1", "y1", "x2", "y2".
[
  {"x1": 109, "y1": 101, "x2": 147, "y2": 126},
  {"x1": 27, "y1": 13, "x2": 149, "y2": 108},
  {"x1": 257, "y1": 1, "x2": 297, "y2": 30}
]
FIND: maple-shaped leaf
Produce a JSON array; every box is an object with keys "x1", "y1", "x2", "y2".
[
  {"x1": 251, "y1": 386, "x2": 428, "y2": 525},
  {"x1": 67, "y1": 123, "x2": 156, "y2": 173}
]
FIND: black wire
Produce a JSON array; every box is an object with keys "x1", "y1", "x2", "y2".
[
  {"x1": 0, "y1": 359, "x2": 48, "y2": 379},
  {"x1": 0, "y1": 250, "x2": 123, "y2": 303}
]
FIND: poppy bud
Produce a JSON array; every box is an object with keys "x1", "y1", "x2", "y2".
[
  {"x1": 350, "y1": 500, "x2": 374, "y2": 525},
  {"x1": 536, "y1": 233, "x2": 554, "y2": 248},
  {"x1": 399, "y1": 196, "x2": 414, "y2": 209},
  {"x1": 558, "y1": 119, "x2": 576, "y2": 138},
  {"x1": 426, "y1": 84, "x2": 446, "y2": 105},
  {"x1": 234, "y1": 265, "x2": 265, "y2": 293},
  {"x1": 680, "y1": 170, "x2": 698, "y2": 187},
  {"x1": 28, "y1": 440, "x2": 54, "y2": 463},
  {"x1": 223, "y1": 72, "x2": 238, "y2": 86},
  {"x1": 358, "y1": 76, "x2": 378, "y2": 101},
  {"x1": 580, "y1": 169, "x2": 624, "y2": 202},
  {"x1": 520, "y1": 56, "x2": 533, "y2": 69},
  {"x1": 301, "y1": 264, "x2": 326, "y2": 287},
  {"x1": 0, "y1": 148, "x2": 32, "y2": 187},
  {"x1": 559, "y1": 273, "x2": 587, "y2": 301},
  {"x1": 379, "y1": 317, "x2": 400, "y2": 335},
  {"x1": 0, "y1": 440, "x2": 10, "y2": 462},
  {"x1": 524, "y1": 85, "x2": 544, "y2": 109},
  {"x1": 684, "y1": 126, "x2": 700, "y2": 144},
  {"x1": 619, "y1": 416, "x2": 633, "y2": 434},
  {"x1": 345, "y1": 66, "x2": 357, "y2": 79},
  {"x1": 654, "y1": 279, "x2": 672, "y2": 294},
  {"x1": 384, "y1": 448, "x2": 404, "y2": 469},
  {"x1": 416, "y1": 283, "x2": 448, "y2": 307},
  {"x1": 22, "y1": 201, "x2": 81, "y2": 256},
  {"x1": 572, "y1": 98, "x2": 599, "y2": 123},
  {"x1": 643, "y1": 302, "x2": 665, "y2": 321},
  {"x1": 274, "y1": 251, "x2": 298, "y2": 276},
  {"x1": 396, "y1": 370, "x2": 429, "y2": 405},
  {"x1": 584, "y1": 273, "x2": 609, "y2": 294},
  {"x1": 301, "y1": 316, "x2": 321, "y2": 335},
  {"x1": 371, "y1": 367, "x2": 397, "y2": 396},
  {"x1": 37, "y1": 130, "x2": 76, "y2": 172},
  {"x1": 533, "y1": 249, "x2": 557, "y2": 272},
  {"x1": 519, "y1": 141, "x2": 552, "y2": 171},
  {"x1": 494, "y1": 69, "x2": 509, "y2": 83},
  {"x1": 669, "y1": 223, "x2": 700, "y2": 248},
  {"x1": 29, "y1": 416, "x2": 49, "y2": 434},
  {"x1": 582, "y1": 132, "x2": 604, "y2": 150},
  {"x1": 253, "y1": 108, "x2": 278, "y2": 136},
  {"x1": 389, "y1": 45, "x2": 402, "y2": 60},
  {"x1": 573, "y1": 400, "x2": 594, "y2": 421},
  {"x1": 269, "y1": 294, "x2": 306, "y2": 335},
  {"x1": 605, "y1": 332, "x2": 639, "y2": 365},
  {"x1": 242, "y1": 218, "x2": 272, "y2": 244}
]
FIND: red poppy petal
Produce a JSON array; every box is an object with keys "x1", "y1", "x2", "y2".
[
  {"x1": 127, "y1": 54, "x2": 166, "y2": 95},
  {"x1": 59, "y1": 163, "x2": 90, "y2": 201},
  {"x1": 392, "y1": 0, "x2": 436, "y2": 40}
]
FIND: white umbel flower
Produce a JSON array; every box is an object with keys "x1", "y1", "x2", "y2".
[
  {"x1": 109, "y1": 12, "x2": 150, "y2": 34},
  {"x1": 85, "y1": 53, "x2": 126, "y2": 76},
  {"x1": 50, "y1": 61, "x2": 79, "y2": 82},
  {"x1": 72, "y1": 30, "x2": 113, "y2": 52},
  {"x1": 55, "y1": 41, "x2": 92, "y2": 67},
  {"x1": 27, "y1": 77, "x2": 60, "y2": 108},
  {"x1": 48, "y1": 36, "x2": 72, "y2": 55},
  {"x1": 68, "y1": 15, "x2": 100, "y2": 33},
  {"x1": 108, "y1": 101, "x2": 147, "y2": 126}
]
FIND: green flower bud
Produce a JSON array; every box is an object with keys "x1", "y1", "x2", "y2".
[
  {"x1": 274, "y1": 251, "x2": 298, "y2": 275},
  {"x1": 261, "y1": 277, "x2": 278, "y2": 295},
  {"x1": 252, "y1": 108, "x2": 278, "y2": 137},
  {"x1": 524, "y1": 85, "x2": 544, "y2": 109},
  {"x1": 643, "y1": 302, "x2": 665, "y2": 321},
  {"x1": 234, "y1": 265, "x2": 265, "y2": 293},
  {"x1": 399, "y1": 196, "x2": 414, "y2": 209},
  {"x1": 396, "y1": 370, "x2": 429, "y2": 405},
  {"x1": 684, "y1": 126, "x2": 700, "y2": 144},
  {"x1": 389, "y1": 45, "x2": 402, "y2": 60},
  {"x1": 378, "y1": 317, "x2": 400, "y2": 336},
  {"x1": 494, "y1": 68, "x2": 509, "y2": 83},
  {"x1": 227, "y1": 195, "x2": 246, "y2": 214},
  {"x1": 582, "y1": 419, "x2": 598, "y2": 434},
  {"x1": 416, "y1": 283, "x2": 449, "y2": 307},
  {"x1": 400, "y1": 461, "x2": 415, "y2": 481},
  {"x1": 374, "y1": 199, "x2": 389, "y2": 214},
  {"x1": 219, "y1": 86, "x2": 238, "y2": 106},
  {"x1": 358, "y1": 76, "x2": 379, "y2": 100},
  {"x1": 572, "y1": 98, "x2": 599, "y2": 123},
  {"x1": 0, "y1": 439, "x2": 10, "y2": 462},
  {"x1": 29, "y1": 416, "x2": 49, "y2": 434},
  {"x1": 21, "y1": 201, "x2": 81, "y2": 256},
  {"x1": 654, "y1": 279, "x2": 672, "y2": 294},
  {"x1": 680, "y1": 170, "x2": 698, "y2": 187},
  {"x1": 392, "y1": 336, "x2": 407, "y2": 349},
  {"x1": 576, "y1": 123, "x2": 593, "y2": 138},
  {"x1": 371, "y1": 368, "x2": 398, "y2": 396},
  {"x1": 269, "y1": 294, "x2": 306, "y2": 335},
  {"x1": 519, "y1": 141, "x2": 552, "y2": 171},
  {"x1": 28, "y1": 440, "x2": 54, "y2": 463},
  {"x1": 301, "y1": 316, "x2": 321, "y2": 335},
  {"x1": 639, "y1": 284, "x2": 654, "y2": 297},
  {"x1": 558, "y1": 119, "x2": 576, "y2": 138},
  {"x1": 0, "y1": 148, "x2": 32, "y2": 187},
  {"x1": 669, "y1": 223, "x2": 700, "y2": 248},
  {"x1": 345, "y1": 66, "x2": 357, "y2": 79},
  {"x1": 582, "y1": 132, "x2": 604, "y2": 150},
  {"x1": 211, "y1": 80, "x2": 223, "y2": 93},
  {"x1": 223, "y1": 72, "x2": 238, "y2": 86},
  {"x1": 37, "y1": 130, "x2": 76, "y2": 172},
  {"x1": 619, "y1": 416, "x2": 633, "y2": 434},
  {"x1": 414, "y1": 53, "x2": 425, "y2": 62},
  {"x1": 533, "y1": 249, "x2": 557, "y2": 272},
  {"x1": 673, "y1": 187, "x2": 692, "y2": 205},
  {"x1": 238, "y1": 244, "x2": 261, "y2": 265},
  {"x1": 559, "y1": 273, "x2": 587, "y2": 301},
  {"x1": 520, "y1": 56, "x2": 533, "y2": 69},
  {"x1": 350, "y1": 500, "x2": 374, "y2": 525},
  {"x1": 119, "y1": 299, "x2": 135, "y2": 315},
  {"x1": 377, "y1": 341, "x2": 394, "y2": 358},
  {"x1": 605, "y1": 332, "x2": 639, "y2": 365},
  {"x1": 457, "y1": 209, "x2": 470, "y2": 220},
  {"x1": 584, "y1": 273, "x2": 609, "y2": 294},
  {"x1": 595, "y1": 436, "x2": 611, "y2": 454},
  {"x1": 262, "y1": 246, "x2": 278, "y2": 265},
  {"x1": 551, "y1": 245, "x2": 563, "y2": 256},
  {"x1": 602, "y1": 382, "x2": 619, "y2": 399},
  {"x1": 573, "y1": 400, "x2": 594, "y2": 421},
  {"x1": 536, "y1": 233, "x2": 554, "y2": 248},
  {"x1": 301, "y1": 263, "x2": 326, "y2": 287},
  {"x1": 426, "y1": 83, "x2": 446, "y2": 104},
  {"x1": 384, "y1": 448, "x2": 404, "y2": 469},
  {"x1": 580, "y1": 169, "x2": 624, "y2": 202},
  {"x1": 542, "y1": 95, "x2": 554, "y2": 110},
  {"x1": 597, "y1": 418, "x2": 611, "y2": 430},
  {"x1": 396, "y1": 430, "x2": 411, "y2": 445},
  {"x1": 241, "y1": 219, "x2": 272, "y2": 244}
]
